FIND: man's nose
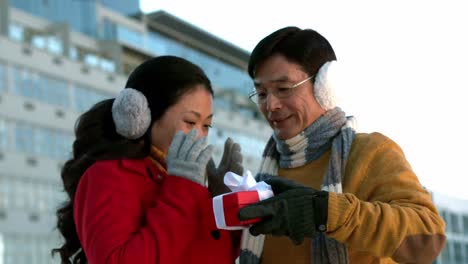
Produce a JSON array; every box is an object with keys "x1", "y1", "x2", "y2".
[{"x1": 266, "y1": 92, "x2": 282, "y2": 111}]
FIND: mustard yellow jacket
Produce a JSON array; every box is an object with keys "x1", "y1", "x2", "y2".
[{"x1": 262, "y1": 132, "x2": 446, "y2": 264}]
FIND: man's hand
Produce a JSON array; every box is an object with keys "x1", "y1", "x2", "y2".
[
  {"x1": 238, "y1": 177, "x2": 328, "y2": 245},
  {"x1": 207, "y1": 137, "x2": 243, "y2": 196}
]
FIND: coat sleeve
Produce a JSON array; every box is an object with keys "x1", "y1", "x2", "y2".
[
  {"x1": 74, "y1": 160, "x2": 211, "y2": 264},
  {"x1": 326, "y1": 137, "x2": 446, "y2": 263}
]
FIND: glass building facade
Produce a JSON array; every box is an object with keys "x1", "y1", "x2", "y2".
[
  {"x1": 10, "y1": 0, "x2": 99, "y2": 37},
  {"x1": 433, "y1": 193, "x2": 468, "y2": 264}
]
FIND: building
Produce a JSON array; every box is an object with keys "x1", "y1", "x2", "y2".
[
  {"x1": 432, "y1": 192, "x2": 468, "y2": 264},
  {"x1": 0, "y1": 0, "x2": 271, "y2": 263}
]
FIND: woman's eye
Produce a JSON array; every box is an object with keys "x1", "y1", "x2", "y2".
[
  {"x1": 257, "y1": 91, "x2": 267, "y2": 98},
  {"x1": 204, "y1": 124, "x2": 212, "y2": 129},
  {"x1": 185, "y1": 121, "x2": 196, "y2": 126}
]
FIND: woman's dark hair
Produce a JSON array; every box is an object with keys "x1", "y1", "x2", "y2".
[
  {"x1": 248, "y1": 26, "x2": 337, "y2": 79},
  {"x1": 52, "y1": 55, "x2": 212, "y2": 263}
]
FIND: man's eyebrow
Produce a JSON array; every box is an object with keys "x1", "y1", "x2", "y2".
[{"x1": 254, "y1": 76, "x2": 290, "y2": 87}]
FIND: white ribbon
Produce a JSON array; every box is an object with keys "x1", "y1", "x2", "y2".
[{"x1": 213, "y1": 170, "x2": 273, "y2": 230}]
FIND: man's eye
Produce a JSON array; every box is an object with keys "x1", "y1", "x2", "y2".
[
  {"x1": 185, "y1": 121, "x2": 195, "y2": 126},
  {"x1": 277, "y1": 87, "x2": 290, "y2": 93}
]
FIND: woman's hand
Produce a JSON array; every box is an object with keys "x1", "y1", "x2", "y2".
[{"x1": 166, "y1": 129, "x2": 214, "y2": 186}]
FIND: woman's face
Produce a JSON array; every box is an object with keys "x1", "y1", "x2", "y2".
[{"x1": 150, "y1": 85, "x2": 213, "y2": 154}]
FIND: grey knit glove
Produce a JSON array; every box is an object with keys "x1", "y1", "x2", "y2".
[
  {"x1": 166, "y1": 129, "x2": 214, "y2": 186},
  {"x1": 207, "y1": 137, "x2": 243, "y2": 196}
]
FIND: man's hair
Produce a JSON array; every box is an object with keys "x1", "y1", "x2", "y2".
[{"x1": 248, "y1": 26, "x2": 337, "y2": 79}]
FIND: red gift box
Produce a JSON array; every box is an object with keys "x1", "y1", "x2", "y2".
[{"x1": 213, "y1": 191, "x2": 262, "y2": 229}]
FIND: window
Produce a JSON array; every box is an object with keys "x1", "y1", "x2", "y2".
[
  {"x1": 32, "y1": 35, "x2": 46, "y2": 50},
  {"x1": 102, "y1": 18, "x2": 117, "y2": 40},
  {"x1": 0, "y1": 62, "x2": 5, "y2": 93},
  {"x1": 100, "y1": 58, "x2": 116, "y2": 73},
  {"x1": 116, "y1": 25, "x2": 144, "y2": 48},
  {"x1": 28, "y1": 31, "x2": 64, "y2": 55},
  {"x1": 69, "y1": 46, "x2": 79, "y2": 61},
  {"x1": 0, "y1": 231, "x2": 61, "y2": 263},
  {"x1": 84, "y1": 53, "x2": 99, "y2": 67},
  {"x1": 73, "y1": 84, "x2": 110, "y2": 113},
  {"x1": 15, "y1": 121, "x2": 72, "y2": 160},
  {"x1": 0, "y1": 233, "x2": 4, "y2": 264},
  {"x1": 441, "y1": 241, "x2": 451, "y2": 263},
  {"x1": 11, "y1": 66, "x2": 70, "y2": 109},
  {"x1": 8, "y1": 23, "x2": 25, "y2": 42},
  {"x1": 463, "y1": 215, "x2": 468, "y2": 235},
  {"x1": 47, "y1": 36, "x2": 63, "y2": 55},
  {"x1": 453, "y1": 241, "x2": 462, "y2": 263},
  {"x1": 15, "y1": 123, "x2": 34, "y2": 154},
  {"x1": 465, "y1": 243, "x2": 468, "y2": 263},
  {"x1": 450, "y1": 213, "x2": 461, "y2": 233},
  {"x1": 0, "y1": 176, "x2": 11, "y2": 210},
  {"x1": 47, "y1": 78, "x2": 69, "y2": 108},
  {"x1": 0, "y1": 119, "x2": 10, "y2": 151},
  {"x1": 83, "y1": 52, "x2": 116, "y2": 73}
]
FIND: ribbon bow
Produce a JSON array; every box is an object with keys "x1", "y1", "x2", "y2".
[{"x1": 224, "y1": 170, "x2": 273, "y2": 200}]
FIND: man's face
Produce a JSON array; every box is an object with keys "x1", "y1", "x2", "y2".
[{"x1": 253, "y1": 54, "x2": 325, "y2": 140}]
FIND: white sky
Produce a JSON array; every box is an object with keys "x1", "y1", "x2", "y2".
[{"x1": 140, "y1": 0, "x2": 468, "y2": 200}]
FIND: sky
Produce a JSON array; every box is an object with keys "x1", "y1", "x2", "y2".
[{"x1": 140, "y1": 0, "x2": 468, "y2": 200}]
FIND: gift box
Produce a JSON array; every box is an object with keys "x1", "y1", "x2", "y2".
[
  {"x1": 213, "y1": 170, "x2": 274, "y2": 230},
  {"x1": 214, "y1": 191, "x2": 261, "y2": 229}
]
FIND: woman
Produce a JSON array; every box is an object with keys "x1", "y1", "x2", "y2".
[{"x1": 52, "y1": 56, "x2": 243, "y2": 263}]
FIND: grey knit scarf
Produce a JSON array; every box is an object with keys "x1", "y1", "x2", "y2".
[{"x1": 239, "y1": 107, "x2": 356, "y2": 264}]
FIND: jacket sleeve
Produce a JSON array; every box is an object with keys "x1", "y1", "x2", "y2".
[
  {"x1": 326, "y1": 137, "x2": 446, "y2": 263},
  {"x1": 74, "y1": 160, "x2": 211, "y2": 264}
]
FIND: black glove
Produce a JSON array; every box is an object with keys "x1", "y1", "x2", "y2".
[
  {"x1": 238, "y1": 177, "x2": 329, "y2": 245},
  {"x1": 206, "y1": 137, "x2": 243, "y2": 196}
]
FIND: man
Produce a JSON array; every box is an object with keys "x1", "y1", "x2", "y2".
[{"x1": 237, "y1": 26, "x2": 446, "y2": 264}]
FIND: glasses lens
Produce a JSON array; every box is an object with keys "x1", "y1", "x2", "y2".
[{"x1": 275, "y1": 88, "x2": 293, "y2": 99}]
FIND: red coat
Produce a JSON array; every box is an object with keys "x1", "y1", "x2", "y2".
[{"x1": 74, "y1": 158, "x2": 240, "y2": 264}]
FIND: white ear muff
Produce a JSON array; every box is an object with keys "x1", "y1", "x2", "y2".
[
  {"x1": 112, "y1": 88, "x2": 152, "y2": 139},
  {"x1": 313, "y1": 60, "x2": 338, "y2": 110}
]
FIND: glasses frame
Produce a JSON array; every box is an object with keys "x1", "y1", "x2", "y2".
[{"x1": 248, "y1": 75, "x2": 314, "y2": 104}]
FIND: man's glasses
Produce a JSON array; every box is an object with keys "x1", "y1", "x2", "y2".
[{"x1": 248, "y1": 76, "x2": 314, "y2": 105}]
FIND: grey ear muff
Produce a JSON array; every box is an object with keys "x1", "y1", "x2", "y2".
[
  {"x1": 112, "y1": 88, "x2": 152, "y2": 139},
  {"x1": 313, "y1": 61, "x2": 338, "y2": 110}
]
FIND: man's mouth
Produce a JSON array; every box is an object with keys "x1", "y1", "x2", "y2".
[{"x1": 271, "y1": 116, "x2": 290, "y2": 126}]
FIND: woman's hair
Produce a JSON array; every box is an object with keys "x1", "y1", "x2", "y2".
[
  {"x1": 52, "y1": 55, "x2": 212, "y2": 263},
  {"x1": 247, "y1": 26, "x2": 337, "y2": 79}
]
